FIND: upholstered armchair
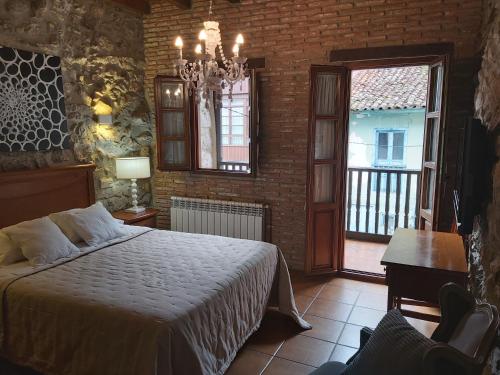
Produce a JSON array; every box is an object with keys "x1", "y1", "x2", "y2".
[{"x1": 311, "y1": 282, "x2": 499, "y2": 375}]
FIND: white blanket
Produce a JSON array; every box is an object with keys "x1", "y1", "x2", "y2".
[{"x1": 0, "y1": 228, "x2": 309, "y2": 375}]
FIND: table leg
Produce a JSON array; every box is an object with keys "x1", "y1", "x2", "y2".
[{"x1": 387, "y1": 287, "x2": 395, "y2": 311}]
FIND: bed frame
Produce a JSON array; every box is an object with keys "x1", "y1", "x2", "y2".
[{"x1": 0, "y1": 164, "x2": 96, "y2": 229}]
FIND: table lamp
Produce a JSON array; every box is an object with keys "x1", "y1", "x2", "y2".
[{"x1": 115, "y1": 157, "x2": 151, "y2": 213}]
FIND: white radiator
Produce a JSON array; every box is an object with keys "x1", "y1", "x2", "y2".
[{"x1": 170, "y1": 196, "x2": 266, "y2": 241}]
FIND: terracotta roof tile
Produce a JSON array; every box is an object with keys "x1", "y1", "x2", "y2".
[{"x1": 350, "y1": 66, "x2": 429, "y2": 111}]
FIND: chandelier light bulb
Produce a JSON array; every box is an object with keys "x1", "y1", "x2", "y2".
[
  {"x1": 236, "y1": 34, "x2": 244, "y2": 45},
  {"x1": 232, "y1": 43, "x2": 240, "y2": 57},
  {"x1": 174, "y1": 36, "x2": 183, "y2": 48},
  {"x1": 199, "y1": 30, "x2": 207, "y2": 41},
  {"x1": 195, "y1": 44, "x2": 202, "y2": 54}
]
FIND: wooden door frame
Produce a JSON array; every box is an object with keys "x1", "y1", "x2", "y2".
[
  {"x1": 305, "y1": 66, "x2": 349, "y2": 274},
  {"x1": 305, "y1": 43, "x2": 453, "y2": 278}
]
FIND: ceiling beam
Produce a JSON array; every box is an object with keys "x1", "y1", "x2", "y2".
[
  {"x1": 227, "y1": 0, "x2": 241, "y2": 3},
  {"x1": 168, "y1": 0, "x2": 192, "y2": 9},
  {"x1": 110, "y1": 0, "x2": 151, "y2": 13}
]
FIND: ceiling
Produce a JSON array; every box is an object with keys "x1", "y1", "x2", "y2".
[{"x1": 111, "y1": 0, "x2": 240, "y2": 13}]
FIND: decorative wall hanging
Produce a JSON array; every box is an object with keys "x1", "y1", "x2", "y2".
[{"x1": 0, "y1": 46, "x2": 70, "y2": 152}]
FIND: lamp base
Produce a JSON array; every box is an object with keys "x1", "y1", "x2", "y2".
[{"x1": 125, "y1": 206, "x2": 146, "y2": 214}]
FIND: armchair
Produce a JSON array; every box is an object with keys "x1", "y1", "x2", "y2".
[{"x1": 311, "y1": 283, "x2": 499, "y2": 375}]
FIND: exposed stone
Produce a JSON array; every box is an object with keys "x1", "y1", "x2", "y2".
[
  {"x1": 472, "y1": 0, "x2": 500, "y2": 373},
  {"x1": 0, "y1": 0, "x2": 152, "y2": 210}
]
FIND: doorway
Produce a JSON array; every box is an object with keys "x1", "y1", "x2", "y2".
[
  {"x1": 305, "y1": 44, "x2": 450, "y2": 276},
  {"x1": 344, "y1": 66, "x2": 429, "y2": 275}
]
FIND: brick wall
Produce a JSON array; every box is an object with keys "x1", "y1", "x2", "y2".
[{"x1": 144, "y1": 0, "x2": 482, "y2": 270}]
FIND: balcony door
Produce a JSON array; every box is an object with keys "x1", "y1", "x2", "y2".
[
  {"x1": 419, "y1": 61, "x2": 446, "y2": 230},
  {"x1": 305, "y1": 66, "x2": 348, "y2": 274}
]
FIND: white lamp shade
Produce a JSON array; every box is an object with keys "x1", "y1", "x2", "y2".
[{"x1": 116, "y1": 157, "x2": 151, "y2": 179}]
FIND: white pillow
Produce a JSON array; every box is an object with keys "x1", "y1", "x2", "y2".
[
  {"x1": 3, "y1": 217, "x2": 79, "y2": 267},
  {"x1": 0, "y1": 231, "x2": 25, "y2": 265},
  {"x1": 49, "y1": 208, "x2": 84, "y2": 243},
  {"x1": 65, "y1": 202, "x2": 126, "y2": 246}
]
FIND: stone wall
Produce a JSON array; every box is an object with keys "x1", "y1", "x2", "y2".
[
  {"x1": 144, "y1": 0, "x2": 483, "y2": 269},
  {"x1": 0, "y1": 0, "x2": 152, "y2": 211},
  {"x1": 472, "y1": 0, "x2": 500, "y2": 373}
]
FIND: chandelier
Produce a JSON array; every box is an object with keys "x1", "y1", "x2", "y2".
[{"x1": 174, "y1": 0, "x2": 247, "y2": 106}]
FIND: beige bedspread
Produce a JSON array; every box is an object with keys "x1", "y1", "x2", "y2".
[{"x1": 0, "y1": 228, "x2": 309, "y2": 375}]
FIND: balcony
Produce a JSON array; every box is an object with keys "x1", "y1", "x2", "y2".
[{"x1": 346, "y1": 167, "x2": 422, "y2": 240}]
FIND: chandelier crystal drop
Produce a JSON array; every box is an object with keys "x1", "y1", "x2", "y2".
[{"x1": 174, "y1": 0, "x2": 248, "y2": 107}]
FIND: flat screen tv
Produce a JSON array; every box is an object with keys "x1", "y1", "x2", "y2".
[{"x1": 454, "y1": 118, "x2": 492, "y2": 235}]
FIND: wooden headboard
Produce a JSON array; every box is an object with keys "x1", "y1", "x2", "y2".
[{"x1": 0, "y1": 164, "x2": 96, "y2": 229}]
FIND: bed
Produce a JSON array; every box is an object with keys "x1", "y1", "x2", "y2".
[{"x1": 0, "y1": 164, "x2": 310, "y2": 375}]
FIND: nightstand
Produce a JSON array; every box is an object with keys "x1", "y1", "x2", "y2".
[{"x1": 112, "y1": 208, "x2": 160, "y2": 228}]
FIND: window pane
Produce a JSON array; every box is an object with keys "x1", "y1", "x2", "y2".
[
  {"x1": 163, "y1": 141, "x2": 185, "y2": 164},
  {"x1": 231, "y1": 136, "x2": 244, "y2": 145},
  {"x1": 197, "y1": 76, "x2": 251, "y2": 172},
  {"x1": 392, "y1": 132, "x2": 404, "y2": 160},
  {"x1": 425, "y1": 169, "x2": 436, "y2": 210},
  {"x1": 426, "y1": 118, "x2": 439, "y2": 162},
  {"x1": 232, "y1": 116, "x2": 244, "y2": 126},
  {"x1": 161, "y1": 112, "x2": 184, "y2": 137},
  {"x1": 314, "y1": 165, "x2": 334, "y2": 202},
  {"x1": 161, "y1": 83, "x2": 184, "y2": 108},
  {"x1": 315, "y1": 73, "x2": 337, "y2": 115},
  {"x1": 232, "y1": 126, "x2": 244, "y2": 135},
  {"x1": 315, "y1": 120, "x2": 335, "y2": 159},
  {"x1": 377, "y1": 132, "x2": 388, "y2": 160}
]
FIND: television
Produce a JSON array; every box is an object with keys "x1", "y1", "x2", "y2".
[{"x1": 453, "y1": 118, "x2": 492, "y2": 235}]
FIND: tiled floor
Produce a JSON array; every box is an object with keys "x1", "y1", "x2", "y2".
[
  {"x1": 226, "y1": 273, "x2": 439, "y2": 375},
  {"x1": 344, "y1": 239, "x2": 387, "y2": 274}
]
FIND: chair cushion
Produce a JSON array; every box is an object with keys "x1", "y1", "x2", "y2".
[
  {"x1": 342, "y1": 309, "x2": 435, "y2": 375},
  {"x1": 310, "y1": 361, "x2": 347, "y2": 375}
]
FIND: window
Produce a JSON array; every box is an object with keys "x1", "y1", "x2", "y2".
[
  {"x1": 195, "y1": 73, "x2": 257, "y2": 174},
  {"x1": 154, "y1": 72, "x2": 258, "y2": 175},
  {"x1": 374, "y1": 129, "x2": 406, "y2": 167},
  {"x1": 154, "y1": 76, "x2": 191, "y2": 170}
]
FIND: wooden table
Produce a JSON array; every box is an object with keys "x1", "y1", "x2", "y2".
[{"x1": 381, "y1": 228, "x2": 468, "y2": 322}]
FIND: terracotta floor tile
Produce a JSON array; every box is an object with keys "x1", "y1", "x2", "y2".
[
  {"x1": 318, "y1": 285, "x2": 360, "y2": 304},
  {"x1": 263, "y1": 357, "x2": 316, "y2": 375},
  {"x1": 329, "y1": 344, "x2": 358, "y2": 363},
  {"x1": 300, "y1": 314, "x2": 345, "y2": 343},
  {"x1": 348, "y1": 306, "x2": 385, "y2": 329},
  {"x1": 406, "y1": 317, "x2": 439, "y2": 338},
  {"x1": 291, "y1": 275, "x2": 330, "y2": 299},
  {"x1": 294, "y1": 295, "x2": 315, "y2": 315},
  {"x1": 276, "y1": 335, "x2": 335, "y2": 367},
  {"x1": 292, "y1": 283, "x2": 324, "y2": 299},
  {"x1": 246, "y1": 311, "x2": 300, "y2": 355},
  {"x1": 226, "y1": 349, "x2": 273, "y2": 375},
  {"x1": 338, "y1": 324, "x2": 363, "y2": 348},
  {"x1": 344, "y1": 240, "x2": 387, "y2": 274},
  {"x1": 355, "y1": 291, "x2": 387, "y2": 311},
  {"x1": 307, "y1": 298, "x2": 353, "y2": 321},
  {"x1": 360, "y1": 282, "x2": 388, "y2": 296},
  {"x1": 328, "y1": 278, "x2": 366, "y2": 291}
]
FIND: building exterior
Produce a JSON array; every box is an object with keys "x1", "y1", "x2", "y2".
[
  {"x1": 346, "y1": 66, "x2": 429, "y2": 236},
  {"x1": 347, "y1": 66, "x2": 428, "y2": 170}
]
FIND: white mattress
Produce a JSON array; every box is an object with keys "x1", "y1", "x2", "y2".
[{"x1": 0, "y1": 227, "x2": 309, "y2": 375}]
